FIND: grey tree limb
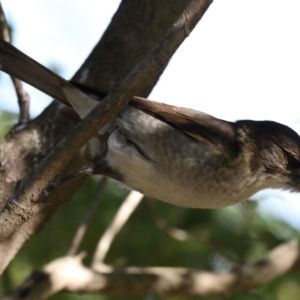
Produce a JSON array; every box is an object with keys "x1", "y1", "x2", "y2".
[{"x1": 3, "y1": 241, "x2": 299, "y2": 299}]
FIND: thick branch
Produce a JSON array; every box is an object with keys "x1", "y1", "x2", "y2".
[
  {"x1": 3, "y1": 241, "x2": 300, "y2": 299},
  {"x1": 0, "y1": 0, "x2": 213, "y2": 242}
]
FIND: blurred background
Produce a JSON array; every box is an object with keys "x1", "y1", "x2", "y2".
[{"x1": 1, "y1": 1, "x2": 300, "y2": 299}]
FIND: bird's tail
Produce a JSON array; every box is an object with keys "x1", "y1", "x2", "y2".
[
  {"x1": 0, "y1": 40, "x2": 99, "y2": 118},
  {"x1": 0, "y1": 40, "x2": 72, "y2": 105}
]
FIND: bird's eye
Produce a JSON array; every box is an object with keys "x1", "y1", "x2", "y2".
[
  {"x1": 286, "y1": 154, "x2": 300, "y2": 169},
  {"x1": 280, "y1": 148, "x2": 300, "y2": 169}
]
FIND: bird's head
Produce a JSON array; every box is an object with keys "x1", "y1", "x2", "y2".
[{"x1": 236, "y1": 120, "x2": 300, "y2": 192}]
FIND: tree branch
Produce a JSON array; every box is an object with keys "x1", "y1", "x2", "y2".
[
  {"x1": 3, "y1": 241, "x2": 300, "y2": 299},
  {"x1": 0, "y1": 0, "x2": 213, "y2": 243},
  {"x1": 66, "y1": 177, "x2": 107, "y2": 256},
  {"x1": 92, "y1": 191, "x2": 144, "y2": 267},
  {"x1": 0, "y1": 3, "x2": 30, "y2": 125}
]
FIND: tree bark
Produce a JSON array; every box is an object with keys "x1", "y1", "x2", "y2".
[{"x1": 3, "y1": 241, "x2": 300, "y2": 299}]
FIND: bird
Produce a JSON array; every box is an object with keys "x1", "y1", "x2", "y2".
[{"x1": 0, "y1": 40, "x2": 300, "y2": 209}]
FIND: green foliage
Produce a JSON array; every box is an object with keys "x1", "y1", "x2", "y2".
[{"x1": 0, "y1": 109, "x2": 17, "y2": 141}]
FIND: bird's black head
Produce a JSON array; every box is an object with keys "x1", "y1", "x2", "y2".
[{"x1": 236, "y1": 120, "x2": 300, "y2": 192}]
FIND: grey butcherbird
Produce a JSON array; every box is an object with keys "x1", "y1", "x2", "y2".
[{"x1": 0, "y1": 40, "x2": 300, "y2": 208}]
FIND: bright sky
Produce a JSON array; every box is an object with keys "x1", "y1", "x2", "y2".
[{"x1": 1, "y1": 0, "x2": 300, "y2": 228}]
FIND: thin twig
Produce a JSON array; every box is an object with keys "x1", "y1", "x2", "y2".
[
  {"x1": 0, "y1": 3, "x2": 10, "y2": 42},
  {"x1": 146, "y1": 201, "x2": 244, "y2": 262},
  {"x1": 0, "y1": 3, "x2": 30, "y2": 125},
  {"x1": 0, "y1": 0, "x2": 213, "y2": 243},
  {"x1": 10, "y1": 77, "x2": 30, "y2": 125},
  {"x1": 146, "y1": 200, "x2": 191, "y2": 242},
  {"x1": 67, "y1": 177, "x2": 107, "y2": 256},
  {"x1": 92, "y1": 190, "x2": 143, "y2": 268}
]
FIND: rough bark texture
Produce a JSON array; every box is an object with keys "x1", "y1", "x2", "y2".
[
  {"x1": 73, "y1": 0, "x2": 192, "y2": 96},
  {"x1": 0, "y1": 0, "x2": 192, "y2": 273}
]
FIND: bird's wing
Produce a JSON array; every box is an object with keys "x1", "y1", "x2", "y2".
[
  {"x1": 131, "y1": 96, "x2": 239, "y2": 156},
  {"x1": 0, "y1": 40, "x2": 72, "y2": 105}
]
